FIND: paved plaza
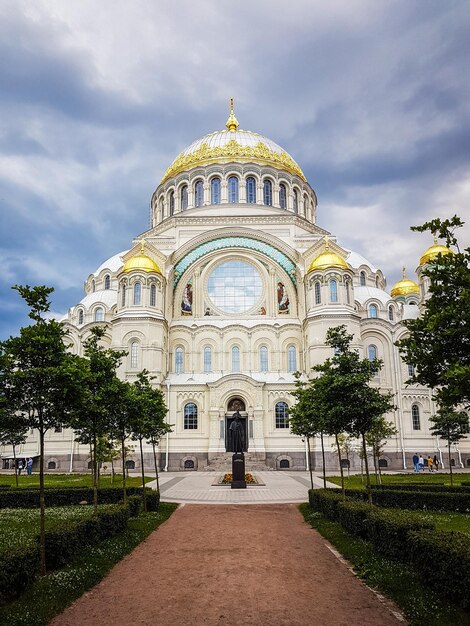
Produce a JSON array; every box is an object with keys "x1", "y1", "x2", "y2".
[{"x1": 149, "y1": 470, "x2": 334, "y2": 504}]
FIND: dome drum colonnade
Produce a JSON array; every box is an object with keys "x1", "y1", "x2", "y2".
[{"x1": 6, "y1": 102, "x2": 466, "y2": 474}]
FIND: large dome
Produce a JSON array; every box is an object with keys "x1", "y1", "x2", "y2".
[{"x1": 160, "y1": 104, "x2": 306, "y2": 184}]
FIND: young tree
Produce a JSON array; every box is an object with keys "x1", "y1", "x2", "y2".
[
  {"x1": 332, "y1": 433, "x2": 355, "y2": 478},
  {"x1": 108, "y1": 378, "x2": 134, "y2": 502},
  {"x1": 397, "y1": 216, "x2": 470, "y2": 410},
  {"x1": 365, "y1": 417, "x2": 398, "y2": 485},
  {"x1": 430, "y1": 406, "x2": 469, "y2": 486},
  {"x1": 1, "y1": 285, "x2": 83, "y2": 574},
  {"x1": 69, "y1": 326, "x2": 126, "y2": 512},
  {"x1": 290, "y1": 373, "x2": 325, "y2": 490},
  {"x1": 317, "y1": 326, "x2": 395, "y2": 503}
]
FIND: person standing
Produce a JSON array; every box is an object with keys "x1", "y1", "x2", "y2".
[
  {"x1": 412, "y1": 453, "x2": 419, "y2": 473},
  {"x1": 27, "y1": 458, "x2": 33, "y2": 475},
  {"x1": 427, "y1": 455, "x2": 433, "y2": 472},
  {"x1": 18, "y1": 459, "x2": 23, "y2": 475},
  {"x1": 418, "y1": 455, "x2": 424, "y2": 471},
  {"x1": 433, "y1": 455, "x2": 439, "y2": 472}
]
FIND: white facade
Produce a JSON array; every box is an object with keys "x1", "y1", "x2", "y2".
[{"x1": 3, "y1": 109, "x2": 469, "y2": 473}]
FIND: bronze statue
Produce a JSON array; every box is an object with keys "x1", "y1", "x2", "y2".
[{"x1": 229, "y1": 411, "x2": 245, "y2": 453}]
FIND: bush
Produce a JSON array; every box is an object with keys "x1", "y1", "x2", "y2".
[
  {"x1": 461, "y1": 481, "x2": 470, "y2": 487},
  {"x1": 370, "y1": 484, "x2": 470, "y2": 493},
  {"x1": 344, "y1": 487, "x2": 470, "y2": 512},
  {"x1": 0, "y1": 546, "x2": 40, "y2": 606},
  {"x1": 0, "y1": 486, "x2": 155, "y2": 509},
  {"x1": 127, "y1": 495, "x2": 142, "y2": 517},
  {"x1": 366, "y1": 508, "x2": 433, "y2": 560},
  {"x1": 43, "y1": 504, "x2": 130, "y2": 570},
  {"x1": 145, "y1": 489, "x2": 160, "y2": 512},
  {"x1": 0, "y1": 484, "x2": 11, "y2": 490},
  {"x1": 407, "y1": 528, "x2": 470, "y2": 609},
  {"x1": 309, "y1": 489, "x2": 342, "y2": 519},
  {"x1": 336, "y1": 498, "x2": 371, "y2": 539}
]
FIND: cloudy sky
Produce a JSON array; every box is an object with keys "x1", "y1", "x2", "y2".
[{"x1": 1, "y1": 0, "x2": 469, "y2": 339}]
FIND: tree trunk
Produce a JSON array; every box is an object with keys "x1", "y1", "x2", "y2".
[
  {"x1": 39, "y1": 426, "x2": 46, "y2": 576},
  {"x1": 152, "y1": 441, "x2": 160, "y2": 493},
  {"x1": 362, "y1": 433, "x2": 372, "y2": 505},
  {"x1": 377, "y1": 448, "x2": 382, "y2": 485},
  {"x1": 139, "y1": 438, "x2": 147, "y2": 512},
  {"x1": 320, "y1": 432, "x2": 327, "y2": 489},
  {"x1": 372, "y1": 449, "x2": 379, "y2": 485},
  {"x1": 121, "y1": 437, "x2": 127, "y2": 503},
  {"x1": 448, "y1": 438, "x2": 453, "y2": 487},
  {"x1": 111, "y1": 457, "x2": 115, "y2": 485},
  {"x1": 335, "y1": 433, "x2": 345, "y2": 499},
  {"x1": 307, "y1": 437, "x2": 314, "y2": 491},
  {"x1": 12, "y1": 444, "x2": 18, "y2": 488},
  {"x1": 92, "y1": 432, "x2": 98, "y2": 514},
  {"x1": 360, "y1": 452, "x2": 364, "y2": 484}
]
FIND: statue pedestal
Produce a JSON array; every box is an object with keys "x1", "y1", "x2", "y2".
[{"x1": 231, "y1": 453, "x2": 246, "y2": 489}]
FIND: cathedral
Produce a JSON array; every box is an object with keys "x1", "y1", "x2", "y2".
[{"x1": 4, "y1": 103, "x2": 468, "y2": 473}]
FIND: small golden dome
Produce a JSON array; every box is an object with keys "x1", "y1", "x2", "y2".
[
  {"x1": 122, "y1": 241, "x2": 161, "y2": 274},
  {"x1": 308, "y1": 236, "x2": 350, "y2": 272},
  {"x1": 419, "y1": 234, "x2": 453, "y2": 266},
  {"x1": 391, "y1": 267, "x2": 419, "y2": 297}
]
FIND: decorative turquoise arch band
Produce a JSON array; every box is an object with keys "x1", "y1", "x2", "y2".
[{"x1": 173, "y1": 236, "x2": 297, "y2": 288}]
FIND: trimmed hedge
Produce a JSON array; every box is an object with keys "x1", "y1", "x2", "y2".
[
  {"x1": 0, "y1": 486, "x2": 151, "y2": 509},
  {"x1": 309, "y1": 489, "x2": 468, "y2": 608},
  {"x1": 43, "y1": 503, "x2": 130, "y2": 570},
  {"x1": 344, "y1": 487, "x2": 470, "y2": 511},
  {"x1": 0, "y1": 484, "x2": 11, "y2": 490},
  {"x1": 0, "y1": 546, "x2": 40, "y2": 606},
  {"x1": 407, "y1": 528, "x2": 470, "y2": 609},
  {"x1": 370, "y1": 483, "x2": 470, "y2": 493}
]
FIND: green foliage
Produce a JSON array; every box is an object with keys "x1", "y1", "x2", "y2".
[
  {"x1": 0, "y1": 546, "x2": 40, "y2": 605},
  {"x1": 397, "y1": 216, "x2": 470, "y2": 409},
  {"x1": 370, "y1": 483, "x2": 470, "y2": 493},
  {"x1": 430, "y1": 406, "x2": 469, "y2": 446},
  {"x1": 0, "y1": 486, "x2": 158, "y2": 509},
  {"x1": 407, "y1": 528, "x2": 470, "y2": 609},
  {"x1": 127, "y1": 495, "x2": 142, "y2": 517},
  {"x1": 344, "y1": 486, "x2": 470, "y2": 512}
]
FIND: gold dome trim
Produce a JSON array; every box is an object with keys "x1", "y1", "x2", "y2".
[
  {"x1": 391, "y1": 267, "x2": 419, "y2": 297},
  {"x1": 160, "y1": 139, "x2": 306, "y2": 184},
  {"x1": 122, "y1": 241, "x2": 161, "y2": 274},
  {"x1": 308, "y1": 237, "x2": 350, "y2": 272}
]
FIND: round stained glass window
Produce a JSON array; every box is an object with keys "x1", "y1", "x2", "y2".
[{"x1": 207, "y1": 261, "x2": 262, "y2": 313}]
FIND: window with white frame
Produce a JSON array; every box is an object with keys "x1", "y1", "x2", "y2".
[
  {"x1": 246, "y1": 177, "x2": 256, "y2": 203},
  {"x1": 150, "y1": 283, "x2": 156, "y2": 307},
  {"x1": 369, "y1": 304, "x2": 378, "y2": 318},
  {"x1": 360, "y1": 271, "x2": 366, "y2": 286},
  {"x1": 367, "y1": 344, "x2": 377, "y2": 361},
  {"x1": 231, "y1": 346, "x2": 240, "y2": 372},
  {"x1": 411, "y1": 404, "x2": 421, "y2": 430},
  {"x1": 78, "y1": 309, "x2": 84, "y2": 325},
  {"x1": 275, "y1": 401, "x2": 289, "y2": 428},
  {"x1": 263, "y1": 179, "x2": 272, "y2": 206},
  {"x1": 175, "y1": 347, "x2": 184, "y2": 374},
  {"x1": 408, "y1": 363, "x2": 416, "y2": 377},
  {"x1": 130, "y1": 342, "x2": 139, "y2": 368},
  {"x1": 194, "y1": 180, "x2": 204, "y2": 207},
  {"x1": 228, "y1": 176, "x2": 239, "y2": 203},
  {"x1": 133, "y1": 282, "x2": 141, "y2": 305},
  {"x1": 204, "y1": 346, "x2": 212, "y2": 373},
  {"x1": 330, "y1": 279, "x2": 338, "y2": 302},
  {"x1": 211, "y1": 178, "x2": 221, "y2": 204},
  {"x1": 94, "y1": 307, "x2": 104, "y2": 322},
  {"x1": 169, "y1": 191, "x2": 175, "y2": 216},
  {"x1": 259, "y1": 346, "x2": 268, "y2": 372},
  {"x1": 345, "y1": 279, "x2": 351, "y2": 304},
  {"x1": 388, "y1": 305, "x2": 394, "y2": 321},
  {"x1": 184, "y1": 402, "x2": 198, "y2": 429},
  {"x1": 279, "y1": 183, "x2": 287, "y2": 209},
  {"x1": 287, "y1": 345, "x2": 297, "y2": 372},
  {"x1": 104, "y1": 275, "x2": 110, "y2": 290},
  {"x1": 121, "y1": 284, "x2": 126, "y2": 307},
  {"x1": 314, "y1": 281, "x2": 321, "y2": 305},
  {"x1": 180, "y1": 185, "x2": 188, "y2": 211},
  {"x1": 293, "y1": 189, "x2": 298, "y2": 213}
]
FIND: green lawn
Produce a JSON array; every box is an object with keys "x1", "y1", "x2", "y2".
[
  {"x1": 0, "y1": 504, "x2": 120, "y2": 550},
  {"x1": 300, "y1": 504, "x2": 470, "y2": 626},
  {"x1": 0, "y1": 473, "x2": 152, "y2": 489},
  {"x1": 0, "y1": 503, "x2": 178, "y2": 626},
  {"x1": 327, "y1": 472, "x2": 468, "y2": 489}
]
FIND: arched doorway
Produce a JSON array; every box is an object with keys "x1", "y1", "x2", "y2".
[{"x1": 225, "y1": 397, "x2": 248, "y2": 452}]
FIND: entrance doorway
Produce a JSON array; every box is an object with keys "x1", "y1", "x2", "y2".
[{"x1": 225, "y1": 397, "x2": 247, "y2": 452}]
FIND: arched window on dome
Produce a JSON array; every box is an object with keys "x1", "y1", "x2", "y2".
[
  {"x1": 360, "y1": 271, "x2": 366, "y2": 286},
  {"x1": 150, "y1": 284, "x2": 156, "y2": 307},
  {"x1": 180, "y1": 185, "x2": 188, "y2": 211},
  {"x1": 211, "y1": 178, "x2": 221, "y2": 204},
  {"x1": 287, "y1": 345, "x2": 297, "y2": 372},
  {"x1": 367, "y1": 344, "x2": 377, "y2": 361},
  {"x1": 91, "y1": 280, "x2": 95, "y2": 292},
  {"x1": 94, "y1": 307, "x2": 104, "y2": 322},
  {"x1": 175, "y1": 347, "x2": 184, "y2": 374},
  {"x1": 160, "y1": 197, "x2": 164, "y2": 220},
  {"x1": 369, "y1": 304, "x2": 378, "y2": 318},
  {"x1": 194, "y1": 180, "x2": 204, "y2": 207},
  {"x1": 169, "y1": 191, "x2": 175, "y2": 216},
  {"x1": 246, "y1": 177, "x2": 256, "y2": 204},
  {"x1": 411, "y1": 404, "x2": 421, "y2": 430},
  {"x1": 231, "y1": 346, "x2": 240, "y2": 372},
  {"x1": 345, "y1": 279, "x2": 351, "y2": 304},
  {"x1": 78, "y1": 309, "x2": 84, "y2": 325},
  {"x1": 130, "y1": 342, "x2": 139, "y2": 369},
  {"x1": 314, "y1": 281, "x2": 321, "y2": 305},
  {"x1": 388, "y1": 305, "x2": 394, "y2": 321},
  {"x1": 184, "y1": 402, "x2": 198, "y2": 429},
  {"x1": 375, "y1": 275, "x2": 380, "y2": 288},
  {"x1": 121, "y1": 284, "x2": 126, "y2": 307},
  {"x1": 263, "y1": 179, "x2": 273, "y2": 206},
  {"x1": 293, "y1": 189, "x2": 299, "y2": 214},
  {"x1": 303, "y1": 194, "x2": 308, "y2": 216},
  {"x1": 228, "y1": 176, "x2": 239, "y2": 203},
  {"x1": 275, "y1": 401, "x2": 289, "y2": 429},
  {"x1": 330, "y1": 279, "x2": 338, "y2": 302},
  {"x1": 104, "y1": 275, "x2": 110, "y2": 290},
  {"x1": 203, "y1": 346, "x2": 212, "y2": 373},
  {"x1": 133, "y1": 282, "x2": 141, "y2": 306},
  {"x1": 279, "y1": 183, "x2": 287, "y2": 209},
  {"x1": 259, "y1": 346, "x2": 268, "y2": 373}
]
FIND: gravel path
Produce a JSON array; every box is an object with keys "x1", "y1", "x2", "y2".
[{"x1": 51, "y1": 504, "x2": 403, "y2": 626}]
